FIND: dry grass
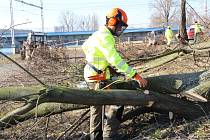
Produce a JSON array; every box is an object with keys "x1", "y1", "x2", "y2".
[{"x1": 0, "y1": 40, "x2": 210, "y2": 139}]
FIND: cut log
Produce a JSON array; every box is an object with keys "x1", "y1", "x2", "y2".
[
  {"x1": 134, "y1": 52, "x2": 182, "y2": 72},
  {"x1": 0, "y1": 103, "x2": 88, "y2": 129}
]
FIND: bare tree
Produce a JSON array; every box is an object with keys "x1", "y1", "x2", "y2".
[
  {"x1": 58, "y1": 11, "x2": 98, "y2": 32},
  {"x1": 60, "y1": 10, "x2": 77, "y2": 32},
  {"x1": 186, "y1": 8, "x2": 196, "y2": 25},
  {"x1": 78, "y1": 13, "x2": 99, "y2": 31},
  {"x1": 83, "y1": 15, "x2": 92, "y2": 31},
  {"x1": 91, "y1": 13, "x2": 99, "y2": 31},
  {"x1": 150, "y1": 13, "x2": 164, "y2": 27},
  {"x1": 150, "y1": 0, "x2": 178, "y2": 27}
]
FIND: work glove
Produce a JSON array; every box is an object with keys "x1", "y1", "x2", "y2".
[{"x1": 133, "y1": 73, "x2": 148, "y2": 88}]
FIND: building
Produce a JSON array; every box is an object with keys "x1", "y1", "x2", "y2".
[{"x1": 0, "y1": 27, "x2": 173, "y2": 54}]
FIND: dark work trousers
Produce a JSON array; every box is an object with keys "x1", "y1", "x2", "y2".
[
  {"x1": 193, "y1": 32, "x2": 201, "y2": 44},
  {"x1": 87, "y1": 80, "x2": 124, "y2": 140}
]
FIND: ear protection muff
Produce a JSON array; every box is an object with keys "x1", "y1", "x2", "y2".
[{"x1": 107, "y1": 17, "x2": 117, "y2": 26}]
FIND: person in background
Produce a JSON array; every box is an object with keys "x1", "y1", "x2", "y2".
[
  {"x1": 165, "y1": 26, "x2": 174, "y2": 47},
  {"x1": 193, "y1": 21, "x2": 202, "y2": 44},
  {"x1": 82, "y1": 7, "x2": 148, "y2": 140},
  {"x1": 147, "y1": 31, "x2": 156, "y2": 46}
]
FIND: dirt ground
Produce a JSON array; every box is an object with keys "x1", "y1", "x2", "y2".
[{"x1": 0, "y1": 41, "x2": 210, "y2": 139}]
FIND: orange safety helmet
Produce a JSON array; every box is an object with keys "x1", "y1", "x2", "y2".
[
  {"x1": 106, "y1": 8, "x2": 128, "y2": 36},
  {"x1": 106, "y1": 8, "x2": 128, "y2": 26}
]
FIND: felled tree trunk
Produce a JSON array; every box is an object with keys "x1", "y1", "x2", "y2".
[{"x1": 0, "y1": 70, "x2": 210, "y2": 129}]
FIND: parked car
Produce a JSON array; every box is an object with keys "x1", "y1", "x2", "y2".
[{"x1": 187, "y1": 25, "x2": 204, "y2": 40}]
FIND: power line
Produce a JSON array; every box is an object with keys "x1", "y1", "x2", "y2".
[
  {"x1": 14, "y1": 0, "x2": 44, "y2": 32},
  {"x1": 186, "y1": 1, "x2": 206, "y2": 24},
  {"x1": 14, "y1": 0, "x2": 42, "y2": 9},
  {"x1": 43, "y1": 1, "x2": 152, "y2": 10}
]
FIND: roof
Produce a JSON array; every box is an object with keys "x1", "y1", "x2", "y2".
[
  {"x1": 124, "y1": 27, "x2": 164, "y2": 33},
  {"x1": 1, "y1": 27, "x2": 179, "y2": 38},
  {"x1": 46, "y1": 31, "x2": 94, "y2": 36},
  {"x1": 47, "y1": 27, "x2": 167, "y2": 36}
]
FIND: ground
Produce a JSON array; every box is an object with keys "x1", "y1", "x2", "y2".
[{"x1": 0, "y1": 41, "x2": 210, "y2": 139}]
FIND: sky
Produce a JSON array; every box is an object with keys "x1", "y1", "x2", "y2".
[{"x1": 0, "y1": 0, "x2": 209, "y2": 32}]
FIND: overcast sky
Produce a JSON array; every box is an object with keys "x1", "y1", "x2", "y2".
[{"x1": 0, "y1": 0, "x2": 208, "y2": 32}]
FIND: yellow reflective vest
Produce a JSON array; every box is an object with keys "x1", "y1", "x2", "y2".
[
  {"x1": 82, "y1": 26, "x2": 136, "y2": 82},
  {"x1": 165, "y1": 28, "x2": 173, "y2": 40},
  {"x1": 194, "y1": 23, "x2": 201, "y2": 34}
]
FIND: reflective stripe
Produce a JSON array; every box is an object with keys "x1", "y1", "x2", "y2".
[
  {"x1": 117, "y1": 60, "x2": 126, "y2": 69},
  {"x1": 83, "y1": 26, "x2": 137, "y2": 80},
  {"x1": 86, "y1": 57, "x2": 107, "y2": 62},
  {"x1": 195, "y1": 24, "x2": 201, "y2": 33},
  {"x1": 126, "y1": 66, "x2": 132, "y2": 74}
]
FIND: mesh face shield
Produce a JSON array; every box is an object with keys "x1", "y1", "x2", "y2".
[{"x1": 114, "y1": 21, "x2": 128, "y2": 37}]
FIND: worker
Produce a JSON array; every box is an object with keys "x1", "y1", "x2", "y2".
[
  {"x1": 147, "y1": 31, "x2": 156, "y2": 46},
  {"x1": 193, "y1": 21, "x2": 202, "y2": 44},
  {"x1": 82, "y1": 8, "x2": 148, "y2": 140},
  {"x1": 25, "y1": 32, "x2": 33, "y2": 60},
  {"x1": 165, "y1": 26, "x2": 174, "y2": 47},
  {"x1": 27, "y1": 32, "x2": 32, "y2": 45}
]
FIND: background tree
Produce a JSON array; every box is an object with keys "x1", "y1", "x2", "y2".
[
  {"x1": 150, "y1": 0, "x2": 178, "y2": 27},
  {"x1": 150, "y1": 13, "x2": 164, "y2": 27},
  {"x1": 179, "y1": 0, "x2": 188, "y2": 41},
  {"x1": 78, "y1": 13, "x2": 99, "y2": 31},
  {"x1": 90, "y1": 13, "x2": 99, "y2": 31},
  {"x1": 59, "y1": 10, "x2": 77, "y2": 32},
  {"x1": 186, "y1": 8, "x2": 196, "y2": 25},
  {"x1": 58, "y1": 11, "x2": 99, "y2": 32}
]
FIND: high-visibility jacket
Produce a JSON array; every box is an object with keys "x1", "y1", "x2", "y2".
[
  {"x1": 194, "y1": 23, "x2": 201, "y2": 34},
  {"x1": 82, "y1": 26, "x2": 136, "y2": 82},
  {"x1": 165, "y1": 29, "x2": 173, "y2": 41}
]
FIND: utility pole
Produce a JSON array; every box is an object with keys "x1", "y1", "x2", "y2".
[
  {"x1": 40, "y1": 0, "x2": 44, "y2": 32},
  {"x1": 14, "y1": 0, "x2": 44, "y2": 32},
  {"x1": 205, "y1": 0, "x2": 208, "y2": 21},
  {"x1": 10, "y1": 0, "x2": 16, "y2": 54}
]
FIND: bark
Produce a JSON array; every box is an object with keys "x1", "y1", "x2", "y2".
[
  {"x1": 0, "y1": 103, "x2": 88, "y2": 129},
  {"x1": 0, "y1": 86, "x2": 45, "y2": 101},
  {"x1": 128, "y1": 48, "x2": 181, "y2": 63},
  {"x1": 0, "y1": 101, "x2": 37, "y2": 129},
  {"x1": 130, "y1": 46, "x2": 210, "y2": 72},
  {"x1": 180, "y1": 0, "x2": 188, "y2": 42},
  {"x1": 129, "y1": 46, "x2": 210, "y2": 65},
  {"x1": 134, "y1": 51, "x2": 182, "y2": 72},
  {"x1": 0, "y1": 70, "x2": 210, "y2": 128},
  {"x1": 0, "y1": 71, "x2": 209, "y2": 103}
]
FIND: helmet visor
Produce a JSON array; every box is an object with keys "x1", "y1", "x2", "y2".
[{"x1": 115, "y1": 21, "x2": 128, "y2": 36}]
